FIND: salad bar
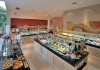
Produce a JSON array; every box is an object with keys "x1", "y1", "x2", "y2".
[
  {"x1": 56, "y1": 33, "x2": 100, "y2": 48},
  {"x1": 21, "y1": 31, "x2": 48, "y2": 37},
  {"x1": 56, "y1": 33, "x2": 100, "y2": 62},
  {"x1": 21, "y1": 31, "x2": 48, "y2": 44},
  {"x1": 34, "y1": 34, "x2": 89, "y2": 70}
]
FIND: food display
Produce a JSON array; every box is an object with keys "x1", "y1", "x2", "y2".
[
  {"x1": 1, "y1": 39, "x2": 30, "y2": 70},
  {"x1": 34, "y1": 34, "x2": 89, "y2": 70},
  {"x1": 2, "y1": 58, "x2": 13, "y2": 69},
  {"x1": 21, "y1": 31, "x2": 38, "y2": 36},
  {"x1": 85, "y1": 39, "x2": 100, "y2": 48},
  {"x1": 37, "y1": 34, "x2": 88, "y2": 61},
  {"x1": 21, "y1": 31, "x2": 48, "y2": 37},
  {"x1": 50, "y1": 42, "x2": 68, "y2": 53},
  {"x1": 13, "y1": 59, "x2": 23, "y2": 69},
  {"x1": 57, "y1": 33, "x2": 100, "y2": 48},
  {"x1": 23, "y1": 60, "x2": 29, "y2": 68}
]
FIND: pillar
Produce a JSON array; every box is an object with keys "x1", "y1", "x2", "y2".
[{"x1": 47, "y1": 15, "x2": 51, "y2": 30}]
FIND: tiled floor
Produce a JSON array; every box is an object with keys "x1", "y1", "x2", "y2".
[{"x1": 21, "y1": 42, "x2": 100, "y2": 70}]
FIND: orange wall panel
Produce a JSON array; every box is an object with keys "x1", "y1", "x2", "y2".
[{"x1": 11, "y1": 18, "x2": 47, "y2": 26}]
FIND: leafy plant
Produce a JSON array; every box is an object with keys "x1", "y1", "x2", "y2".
[
  {"x1": 0, "y1": 6, "x2": 6, "y2": 11},
  {"x1": 0, "y1": 13, "x2": 6, "y2": 22}
]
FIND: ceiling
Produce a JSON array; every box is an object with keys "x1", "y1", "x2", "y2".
[{"x1": 5, "y1": 0, "x2": 100, "y2": 19}]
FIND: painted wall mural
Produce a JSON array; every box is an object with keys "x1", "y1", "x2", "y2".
[
  {"x1": 66, "y1": 22, "x2": 100, "y2": 34},
  {"x1": 90, "y1": 21, "x2": 100, "y2": 29},
  {"x1": 64, "y1": 4, "x2": 100, "y2": 34}
]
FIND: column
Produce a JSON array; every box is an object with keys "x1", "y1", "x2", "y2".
[{"x1": 47, "y1": 15, "x2": 51, "y2": 30}]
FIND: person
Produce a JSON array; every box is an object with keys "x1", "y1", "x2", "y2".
[
  {"x1": 79, "y1": 40, "x2": 87, "y2": 51},
  {"x1": 69, "y1": 43, "x2": 75, "y2": 52},
  {"x1": 16, "y1": 26, "x2": 19, "y2": 33},
  {"x1": 15, "y1": 32, "x2": 21, "y2": 47},
  {"x1": 48, "y1": 29, "x2": 53, "y2": 34},
  {"x1": 0, "y1": 34, "x2": 4, "y2": 57}
]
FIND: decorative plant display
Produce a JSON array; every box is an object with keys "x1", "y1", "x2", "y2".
[
  {"x1": 0, "y1": 13, "x2": 6, "y2": 22},
  {"x1": 1, "y1": 23, "x2": 6, "y2": 34},
  {"x1": 0, "y1": 1, "x2": 7, "y2": 34}
]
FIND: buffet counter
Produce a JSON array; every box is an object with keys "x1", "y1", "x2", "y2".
[
  {"x1": 34, "y1": 39, "x2": 89, "y2": 70},
  {"x1": 1, "y1": 39, "x2": 30, "y2": 70},
  {"x1": 56, "y1": 33, "x2": 100, "y2": 66},
  {"x1": 21, "y1": 31, "x2": 48, "y2": 44}
]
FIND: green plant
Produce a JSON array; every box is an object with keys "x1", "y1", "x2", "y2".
[
  {"x1": 0, "y1": 13, "x2": 6, "y2": 22},
  {"x1": 0, "y1": 6, "x2": 6, "y2": 11}
]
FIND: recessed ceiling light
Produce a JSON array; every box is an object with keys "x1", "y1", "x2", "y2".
[
  {"x1": 31, "y1": 10, "x2": 35, "y2": 11},
  {"x1": 72, "y1": 2, "x2": 77, "y2": 5},
  {"x1": 80, "y1": 1, "x2": 84, "y2": 3},
  {"x1": 16, "y1": 7, "x2": 20, "y2": 10},
  {"x1": 82, "y1": 5, "x2": 85, "y2": 7},
  {"x1": 14, "y1": 12, "x2": 17, "y2": 14}
]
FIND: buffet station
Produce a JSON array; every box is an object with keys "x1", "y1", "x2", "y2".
[
  {"x1": 56, "y1": 33, "x2": 100, "y2": 64},
  {"x1": 1, "y1": 39, "x2": 30, "y2": 70},
  {"x1": 34, "y1": 34, "x2": 89, "y2": 70},
  {"x1": 21, "y1": 31, "x2": 48, "y2": 44}
]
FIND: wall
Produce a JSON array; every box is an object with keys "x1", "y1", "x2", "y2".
[
  {"x1": 11, "y1": 18, "x2": 47, "y2": 26},
  {"x1": 63, "y1": 4, "x2": 100, "y2": 34},
  {"x1": 51, "y1": 17, "x2": 63, "y2": 32}
]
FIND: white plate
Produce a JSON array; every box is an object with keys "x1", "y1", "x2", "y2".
[
  {"x1": 76, "y1": 57, "x2": 80, "y2": 59},
  {"x1": 77, "y1": 55, "x2": 81, "y2": 58}
]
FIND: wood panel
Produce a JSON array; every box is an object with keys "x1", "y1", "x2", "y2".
[{"x1": 51, "y1": 17, "x2": 63, "y2": 32}]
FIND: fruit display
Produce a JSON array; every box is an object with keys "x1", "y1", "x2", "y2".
[
  {"x1": 2, "y1": 58, "x2": 13, "y2": 69},
  {"x1": 13, "y1": 59, "x2": 23, "y2": 69}
]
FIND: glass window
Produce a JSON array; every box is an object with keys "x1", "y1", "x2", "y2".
[{"x1": 0, "y1": 1, "x2": 6, "y2": 12}]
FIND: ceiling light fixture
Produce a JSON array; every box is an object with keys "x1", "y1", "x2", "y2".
[
  {"x1": 72, "y1": 2, "x2": 77, "y2": 5},
  {"x1": 16, "y1": 7, "x2": 20, "y2": 10},
  {"x1": 14, "y1": 12, "x2": 17, "y2": 14},
  {"x1": 31, "y1": 10, "x2": 35, "y2": 11},
  {"x1": 80, "y1": 1, "x2": 84, "y2": 3}
]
